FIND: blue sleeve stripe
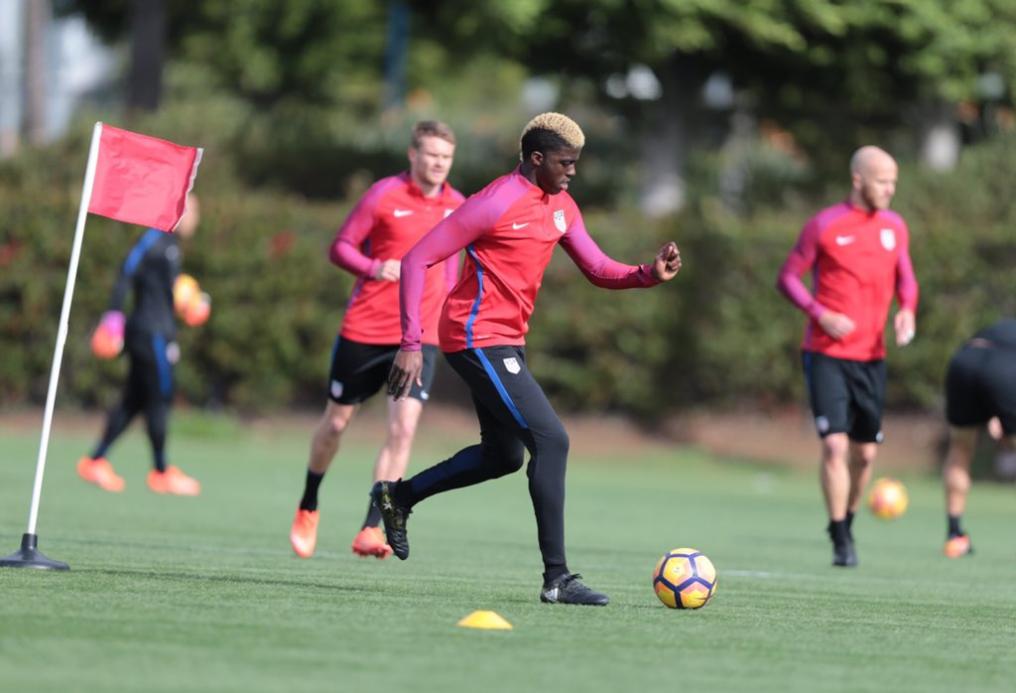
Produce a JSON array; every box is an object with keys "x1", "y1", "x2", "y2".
[
  {"x1": 123, "y1": 228, "x2": 163, "y2": 276},
  {"x1": 464, "y1": 244, "x2": 483, "y2": 349}
]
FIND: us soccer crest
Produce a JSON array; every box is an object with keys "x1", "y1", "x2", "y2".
[
  {"x1": 880, "y1": 228, "x2": 896, "y2": 250},
  {"x1": 503, "y1": 357, "x2": 521, "y2": 374},
  {"x1": 553, "y1": 209, "x2": 567, "y2": 233}
]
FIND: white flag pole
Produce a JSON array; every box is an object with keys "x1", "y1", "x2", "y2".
[{"x1": 0, "y1": 121, "x2": 103, "y2": 570}]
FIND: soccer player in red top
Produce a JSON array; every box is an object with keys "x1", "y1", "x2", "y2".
[
  {"x1": 777, "y1": 146, "x2": 919, "y2": 567},
  {"x1": 374, "y1": 113, "x2": 682, "y2": 605},
  {"x1": 289, "y1": 121, "x2": 465, "y2": 560}
]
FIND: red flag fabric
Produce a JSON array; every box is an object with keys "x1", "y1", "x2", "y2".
[{"x1": 87, "y1": 124, "x2": 203, "y2": 232}]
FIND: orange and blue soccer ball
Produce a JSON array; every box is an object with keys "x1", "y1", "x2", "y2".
[
  {"x1": 653, "y1": 548, "x2": 717, "y2": 609},
  {"x1": 868, "y1": 477, "x2": 908, "y2": 520}
]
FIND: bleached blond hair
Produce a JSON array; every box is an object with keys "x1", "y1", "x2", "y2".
[{"x1": 519, "y1": 112, "x2": 585, "y2": 158}]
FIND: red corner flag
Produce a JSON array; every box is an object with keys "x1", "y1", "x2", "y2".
[{"x1": 87, "y1": 125, "x2": 203, "y2": 232}]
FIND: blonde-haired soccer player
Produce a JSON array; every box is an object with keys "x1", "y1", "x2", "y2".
[
  {"x1": 374, "y1": 113, "x2": 682, "y2": 605},
  {"x1": 289, "y1": 121, "x2": 465, "y2": 559}
]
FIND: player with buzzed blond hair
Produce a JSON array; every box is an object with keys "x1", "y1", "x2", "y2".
[{"x1": 374, "y1": 112, "x2": 683, "y2": 605}]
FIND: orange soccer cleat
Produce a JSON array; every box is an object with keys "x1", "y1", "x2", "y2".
[
  {"x1": 290, "y1": 509, "x2": 320, "y2": 558},
  {"x1": 76, "y1": 456, "x2": 125, "y2": 492},
  {"x1": 146, "y1": 465, "x2": 201, "y2": 496},
  {"x1": 944, "y1": 534, "x2": 973, "y2": 559},
  {"x1": 351, "y1": 526, "x2": 393, "y2": 559}
]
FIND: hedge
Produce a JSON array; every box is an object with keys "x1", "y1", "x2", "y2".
[{"x1": 2, "y1": 128, "x2": 1014, "y2": 418}]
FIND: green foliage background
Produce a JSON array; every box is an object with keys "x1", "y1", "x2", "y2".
[
  {"x1": 5, "y1": 0, "x2": 1015, "y2": 418},
  {"x1": 3, "y1": 117, "x2": 1013, "y2": 418}
]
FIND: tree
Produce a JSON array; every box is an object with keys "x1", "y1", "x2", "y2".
[
  {"x1": 127, "y1": 0, "x2": 166, "y2": 112},
  {"x1": 500, "y1": 0, "x2": 1016, "y2": 211},
  {"x1": 22, "y1": 0, "x2": 51, "y2": 145}
]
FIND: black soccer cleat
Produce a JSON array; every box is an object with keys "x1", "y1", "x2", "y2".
[
  {"x1": 832, "y1": 539, "x2": 858, "y2": 567},
  {"x1": 370, "y1": 481, "x2": 411, "y2": 560},
  {"x1": 828, "y1": 521, "x2": 858, "y2": 567},
  {"x1": 540, "y1": 573, "x2": 609, "y2": 606}
]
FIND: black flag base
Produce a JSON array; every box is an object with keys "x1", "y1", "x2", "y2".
[{"x1": 0, "y1": 533, "x2": 70, "y2": 571}]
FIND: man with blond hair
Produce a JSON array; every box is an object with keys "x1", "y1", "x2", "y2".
[
  {"x1": 777, "y1": 146, "x2": 919, "y2": 567},
  {"x1": 289, "y1": 121, "x2": 464, "y2": 560},
  {"x1": 375, "y1": 113, "x2": 683, "y2": 605}
]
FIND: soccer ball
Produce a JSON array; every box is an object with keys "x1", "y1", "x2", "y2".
[
  {"x1": 868, "y1": 477, "x2": 908, "y2": 520},
  {"x1": 653, "y1": 548, "x2": 717, "y2": 609}
]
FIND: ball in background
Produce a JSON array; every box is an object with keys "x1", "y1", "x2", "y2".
[
  {"x1": 653, "y1": 548, "x2": 717, "y2": 609},
  {"x1": 173, "y1": 274, "x2": 200, "y2": 314},
  {"x1": 183, "y1": 292, "x2": 212, "y2": 327},
  {"x1": 868, "y1": 477, "x2": 908, "y2": 520}
]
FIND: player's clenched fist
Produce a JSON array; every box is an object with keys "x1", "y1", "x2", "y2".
[{"x1": 652, "y1": 241, "x2": 681, "y2": 282}]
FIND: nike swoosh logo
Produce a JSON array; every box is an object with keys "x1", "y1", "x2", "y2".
[
  {"x1": 835, "y1": 236, "x2": 855, "y2": 246},
  {"x1": 393, "y1": 209, "x2": 413, "y2": 218},
  {"x1": 512, "y1": 222, "x2": 529, "y2": 230}
]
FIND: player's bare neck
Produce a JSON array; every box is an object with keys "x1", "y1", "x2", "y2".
[
  {"x1": 417, "y1": 180, "x2": 442, "y2": 199},
  {"x1": 519, "y1": 161, "x2": 537, "y2": 185},
  {"x1": 848, "y1": 191, "x2": 876, "y2": 215}
]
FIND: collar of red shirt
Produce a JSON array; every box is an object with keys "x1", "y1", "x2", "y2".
[
  {"x1": 400, "y1": 171, "x2": 452, "y2": 203},
  {"x1": 843, "y1": 198, "x2": 881, "y2": 218}
]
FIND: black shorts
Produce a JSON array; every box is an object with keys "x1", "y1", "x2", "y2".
[
  {"x1": 946, "y1": 345, "x2": 1016, "y2": 434},
  {"x1": 802, "y1": 351, "x2": 886, "y2": 443},
  {"x1": 327, "y1": 337, "x2": 437, "y2": 405}
]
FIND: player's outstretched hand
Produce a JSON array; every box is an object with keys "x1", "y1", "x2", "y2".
[
  {"x1": 387, "y1": 349, "x2": 423, "y2": 400},
  {"x1": 894, "y1": 308, "x2": 915, "y2": 347},
  {"x1": 374, "y1": 259, "x2": 401, "y2": 282},
  {"x1": 651, "y1": 241, "x2": 682, "y2": 282}
]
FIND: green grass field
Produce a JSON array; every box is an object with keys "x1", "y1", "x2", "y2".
[{"x1": 2, "y1": 411, "x2": 1015, "y2": 692}]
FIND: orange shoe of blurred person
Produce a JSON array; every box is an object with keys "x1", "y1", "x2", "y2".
[
  {"x1": 146, "y1": 465, "x2": 201, "y2": 496},
  {"x1": 290, "y1": 509, "x2": 320, "y2": 558},
  {"x1": 944, "y1": 534, "x2": 973, "y2": 558},
  {"x1": 351, "y1": 526, "x2": 393, "y2": 559},
  {"x1": 76, "y1": 456, "x2": 125, "y2": 492}
]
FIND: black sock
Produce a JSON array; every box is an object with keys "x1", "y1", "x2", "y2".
[
  {"x1": 153, "y1": 450, "x2": 167, "y2": 473},
  {"x1": 948, "y1": 514, "x2": 963, "y2": 538},
  {"x1": 542, "y1": 566, "x2": 570, "y2": 586},
  {"x1": 845, "y1": 510, "x2": 855, "y2": 532},
  {"x1": 828, "y1": 519, "x2": 849, "y2": 545},
  {"x1": 299, "y1": 470, "x2": 325, "y2": 511},
  {"x1": 362, "y1": 498, "x2": 381, "y2": 528},
  {"x1": 392, "y1": 478, "x2": 414, "y2": 509}
]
